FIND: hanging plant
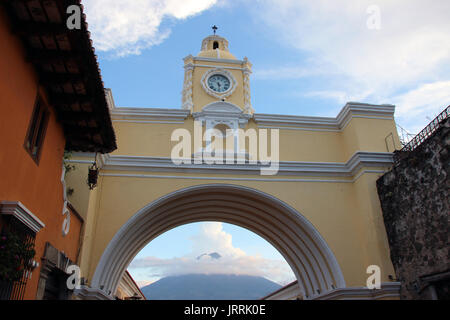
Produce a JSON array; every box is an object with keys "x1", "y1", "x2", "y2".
[
  {"x1": 63, "y1": 151, "x2": 76, "y2": 196},
  {"x1": 0, "y1": 230, "x2": 35, "y2": 282},
  {"x1": 63, "y1": 151, "x2": 76, "y2": 175}
]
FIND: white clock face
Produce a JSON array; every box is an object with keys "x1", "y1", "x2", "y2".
[{"x1": 207, "y1": 74, "x2": 231, "y2": 93}]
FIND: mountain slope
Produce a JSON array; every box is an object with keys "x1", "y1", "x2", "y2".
[{"x1": 141, "y1": 274, "x2": 282, "y2": 300}]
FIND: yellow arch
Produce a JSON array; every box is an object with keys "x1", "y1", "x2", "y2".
[{"x1": 90, "y1": 184, "x2": 345, "y2": 299}]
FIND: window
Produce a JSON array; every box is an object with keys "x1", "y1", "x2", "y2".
[
  {"x1": 213, "y1": 41, "x2": 219, "y2": 50},
  {"x1": 42, "y1": 269, "x2": 70, "y2": 300},
  {"x1": 0, "y1": 214, "x2": 37, "y2": 300},
  {"x1": 24, "y1": 96, "x2": 49, "y2": 163},
  {"x1": 36, "y1": 243, "x2": 73, "y2": 300}
]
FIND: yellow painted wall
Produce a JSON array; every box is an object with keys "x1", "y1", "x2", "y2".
[
  {"x1": 74, "y1": 115, "x2": 400, "y2": 293},
  {"x1": 191, "y1": 62, "x2": 246, "y2": 112},
  {"x1": 80, "y1": 170, "x2": 395, "y2": 288},
  {"x1": 110, "y1": 116, "x2": 401, "y2": 162},
  {"x1": 65, "y1": 159, "x2": 94, "y2": 220},
  {"x1": 68, "y1": 34, "x2": 403, "y2": 294}
]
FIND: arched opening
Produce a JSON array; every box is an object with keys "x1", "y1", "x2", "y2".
[
  {"x1": 128, "y1": 221, "x2": 297, "y2": 300},
  {"x1": 213, "y1": 41, "x2": 219, "y2": 50},
  {"x1": 213, "y1": 123, "x2": 231, "y2": 138},
  {"x1": 91, "y1": 184, "x2": 345, "y2": 299}
]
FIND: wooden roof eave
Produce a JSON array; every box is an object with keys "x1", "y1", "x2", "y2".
[{"x1": 1, "y1": 0, "x2": 117, "y2": 153}]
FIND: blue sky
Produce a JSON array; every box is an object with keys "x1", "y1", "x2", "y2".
[
  {"x1": 82, "y1": 0, "x2": 450, "y2": 287},
  {"x1": 84, "y1": 0, "x2": 450, "y2": 134},
  {"x1": 91, "y1": 1, "x2": 329, "y2": 115}
]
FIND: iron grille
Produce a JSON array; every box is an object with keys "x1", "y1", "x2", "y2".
[
  {"x1": 0, "y1": 216, "x2": 36, "y2": 300},
  {"x1": 401, "y1": 106, "x2": 449, "y2": 152}
]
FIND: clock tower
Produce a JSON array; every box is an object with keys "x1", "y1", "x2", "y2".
[{"x1": 181, "y1": 32, "x2": 254, "y2": 115}]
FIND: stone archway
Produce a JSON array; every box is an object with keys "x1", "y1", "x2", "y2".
[{"x1": 90, "y1": 184, "x2": 346, "y2": 299}]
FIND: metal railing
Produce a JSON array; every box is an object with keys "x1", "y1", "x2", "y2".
[
  {"x1": 396, "y1": 124, "x2": 416, "y2": 147},
  {"x1": 401, "y1": 106, "x2": 449, "y2": 152}
]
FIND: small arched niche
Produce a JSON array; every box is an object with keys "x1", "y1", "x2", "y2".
[{"x1": 213, "y1": 123, "x2": 232, "y2": 138}]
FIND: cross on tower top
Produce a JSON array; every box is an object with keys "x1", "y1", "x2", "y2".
[{"x1": 212, "y1": 25, "x2": 218, "y2": 35}]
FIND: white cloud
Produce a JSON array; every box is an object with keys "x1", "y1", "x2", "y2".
[
  {"x1": 83, "y1": 0, "x2": 220, "y2": 57},
  {"x1": 136, "y1": 280, "x2": 155, "y2": 288},
  {"x1": 129, "y1": 222, "x2": 296, "y2": 285},
  {"x1": 392, "y1": 81, "x2": 450, "y2": 133},
  {"x1": 189, "y1": 222, "x2": 246, "y2": 258},
  {"x1": 252, "y1": 0, "x2": 450, "y2": 131}
]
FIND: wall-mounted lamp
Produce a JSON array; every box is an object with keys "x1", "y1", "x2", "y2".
[{"x1": 87, "y1": 155, "x2": 99, "y2": 190}]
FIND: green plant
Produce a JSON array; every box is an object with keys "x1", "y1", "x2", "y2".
[
  {"x1": 0, "y1": 230, "x2": 35, "y2": 282},
  {"x1": 67, "y1": 187, "x2": 75, "y2": 197},
  {"x1": 63, "y1": 151, "x2": 76, "y2": 175},
  {"x1": 63, "y1": 151, "x2": 76, "y2": 196}
]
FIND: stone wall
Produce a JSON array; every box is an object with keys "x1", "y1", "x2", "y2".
[{"x1": 376, "y1": 117, "x2": 449, "y2": 300}]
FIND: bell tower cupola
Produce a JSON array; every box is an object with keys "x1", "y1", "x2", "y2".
[
  {"x1": 181, "y1": 27, "x2": 253, "y2": 115},
  {"x1": 198, "y1": 34, "x2": 236, "y2": 60}
]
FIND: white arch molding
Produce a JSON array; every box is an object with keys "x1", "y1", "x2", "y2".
[{"x1": 90, "y1": 184, "x2": 346, "y2": 299}]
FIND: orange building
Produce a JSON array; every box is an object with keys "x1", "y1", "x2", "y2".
[{"x1": 0, "y1": 0, "x2": 116, "y2": 299}]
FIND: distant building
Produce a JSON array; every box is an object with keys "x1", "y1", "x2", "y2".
[
  {"x1": 262, "y1": 281, "x2": 303, "y2": 300},
  {"x1": 0, "y1": 0, "x2": 116, "y2": 300},
  {"x1": 115, "y1": 271, "x2": 146, "y2": 300},
  {"x1": 262, "y1": 280, "x2": 402, "y2": 300}
]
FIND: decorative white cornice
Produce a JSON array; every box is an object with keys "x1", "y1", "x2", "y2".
[
  {"x1": 263, "y1": 281, "x2": 401, "y2": 300},
  {"x1": 111, "y1": 107, "x2": 190, "y2": 123},
  {"x1": 262, "y1": 281, "x2": 302, "y2": 300},
  {"x1": 105, "y1": 88, "x2": 116, "y2": 110},
  {"x1": 193, "y1": 64, "x2": 246, "y2": 71},
  {"x1": 201, "y1": 101, "x2": 243, "y2": 113},
  {"x1": 192, "y1": 56, "x2": 245, "y2": 65},
  {"x1": 193, "y1": 101, "x2": 252, "y2": 128},
  {"x1": 254, "y1": 102, "x2": 396, "y2": 131},
  {"x1": 0, "y1": 201, "x2": 45, "y2": 233},
  {"x1": 105, "y1": 98, "x2": 395, "y2": 130},
  {"x1": 74, "y1": 286, "x2": 114, "y2": 300},
  {"x1": 98, "y1": 151, "x2": 393, "y2": 177},
  {"x1": 312, "y1": 282, "x2": 401, "y2": 300},
  {"x1": 183, "y1": 54, "x2": 194, "y2": 63},
  {"x1": 184, "y1": 63, "x2": 194, "y2": 71}
]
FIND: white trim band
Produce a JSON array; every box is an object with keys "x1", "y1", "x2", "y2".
[
  {"x1": 99, "y1": 170, "x2": 385, "y2": 183},
  {"x1": 111, "y1": 107, "x2": 190, "y2": 123},
  {"x1": 96, "y1": 151, "x2": 393, "y2": 177},
  {"x1": 0, "y1": 201, "x2": 45, "y2": 233},
  {"x1": 74, "y1": 286, "x2": 114, "y2": 300},
  {"x1": 313, "y1": 282, "x2": 401, "y2": 300},
  {"x1": 254, "y1": 102, "x2": 395, "y2": 131}
]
